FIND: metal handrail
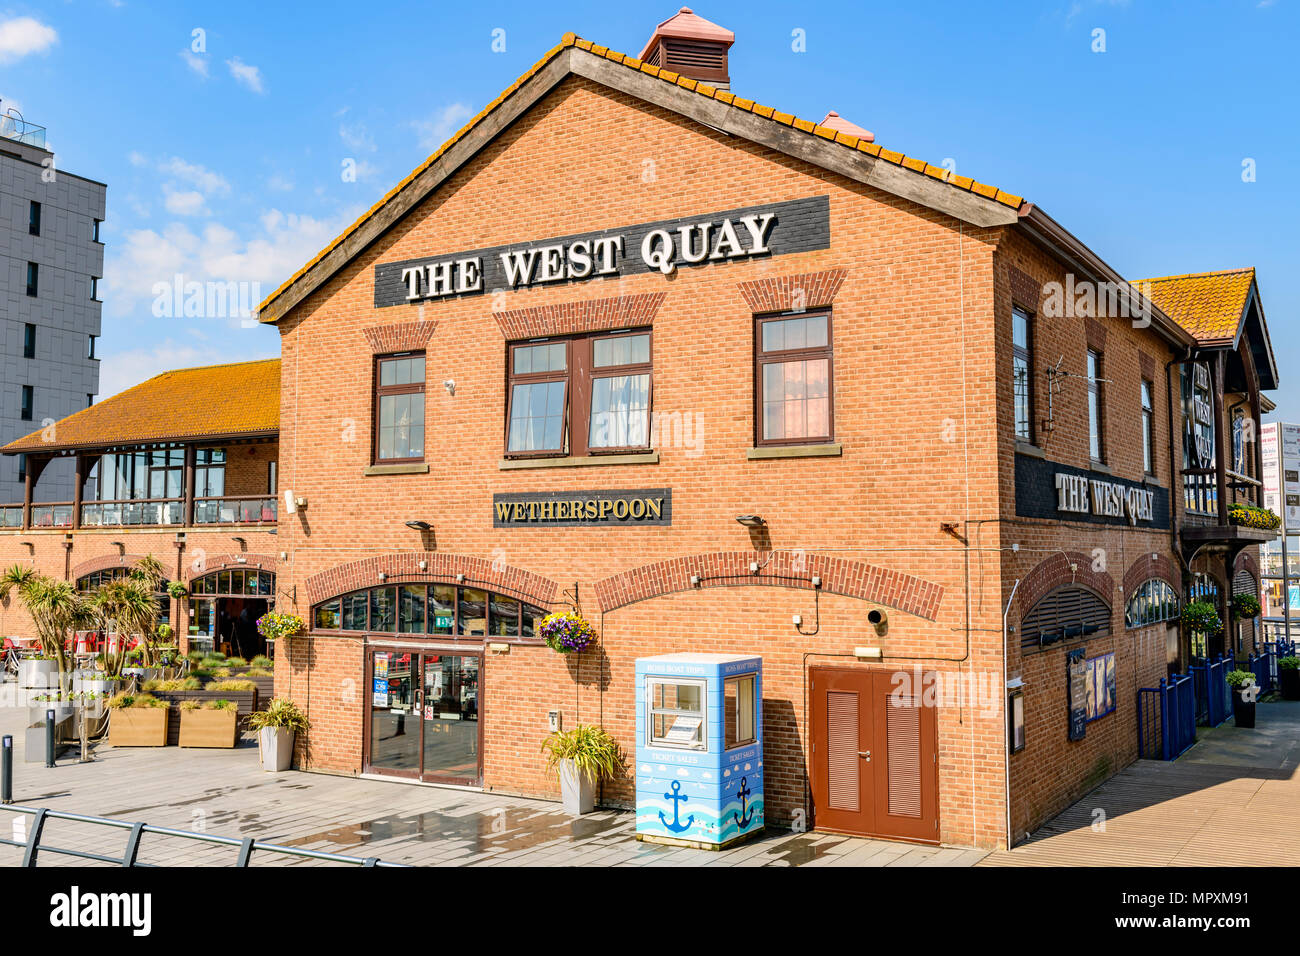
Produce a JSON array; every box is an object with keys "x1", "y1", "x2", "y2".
[{"x1": 0, "y1": 804, "x2": 407, "y2": 867}]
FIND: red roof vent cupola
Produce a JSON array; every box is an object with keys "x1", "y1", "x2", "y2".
[{"x1": 639, "y1": 7, "x2": 735, "y2": 89}]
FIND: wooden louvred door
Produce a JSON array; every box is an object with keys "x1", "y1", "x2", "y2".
[{"x1": 809, "y1": 668, "x2": 939, "y2": 842}]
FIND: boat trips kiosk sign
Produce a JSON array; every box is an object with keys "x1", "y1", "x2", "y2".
[{"x1": 373, "y1": 196, "x2": 831, "y2": 307}]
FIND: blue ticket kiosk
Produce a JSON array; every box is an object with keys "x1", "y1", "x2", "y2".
[{"x1": 635, "y1": 653, "x2": 763, "y2": 849}]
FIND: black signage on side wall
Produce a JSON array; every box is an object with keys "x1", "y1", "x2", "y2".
[
  {"x1": 1014, "y1": 454, "x2": 1171, "y2": 530},
  {"x1": 493, "y1": 488, "x2": 672, "y2": 528},
  {"x1": 373, "y1": 196, "x2": 831, "y2": 308}
]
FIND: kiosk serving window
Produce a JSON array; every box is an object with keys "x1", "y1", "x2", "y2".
[
  {"x1": 646, "y1": 678, "x2": 706, "y2": 749},
  {"x1": 313, "y1": 584, "x2": 546, "y2": 641},
  {"x1": 724, "y1": 674, "x2": 757, "y2": 749}
]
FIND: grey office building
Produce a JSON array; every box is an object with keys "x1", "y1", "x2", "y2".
[{"x1": 0, "y1": 114, "x2": 104, "y2": 504}]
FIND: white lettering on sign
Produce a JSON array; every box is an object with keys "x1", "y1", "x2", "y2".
[
  {"x1": 399, "y1": 215, "x2": 776, "y2": 302},
  {"x1": 1054, "y1": 472, "x2": 1154, "y2": 526}
]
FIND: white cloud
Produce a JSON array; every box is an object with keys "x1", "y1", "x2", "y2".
[
  {"x1": 163, "y1": 188, "x2": 207, "y2": 216},
  {"x1": 266, "y1": 173, "x2": 294, "y2": 192},
  {"x1": 411, "y1": 102, "x2": 473, "y2": 150},
  {"x1": 339, "y1": 120, "x2": 376, "y2": 152},
  {"x1": 158, "y1": 156, "x2": 230, "y2": 195},
  {"x1": 179, "y1": 50, "x2": 209, "y2": 78},
  {"x1": 98, "y1": 339, "x2": 279, "y2": 398},
  {"x1": 102, "y1": 206, "x2": 362, "y2": 324},
  {"x1": 226, "y1": 57, "x2": 265, "y2": 93},
  {"x1": 0, "y1": 16, "x2": 57, "y2": 63}
]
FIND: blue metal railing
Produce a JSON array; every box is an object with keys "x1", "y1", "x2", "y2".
[
  {"x1": 1138, "y1": 672, "x2": 1196, "y2": 760},
  {"x1": 1190, "y1": 654, "x2": 1233, "y2": 727}
]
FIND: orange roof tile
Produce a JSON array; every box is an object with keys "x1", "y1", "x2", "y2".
[
  {"x1": 1, "y1": 358, "x2": 280, "y2": 455},
  {"x1": 258, "y1": 33, "x2": 1026, "y2": 318},
  {"x1": 1131, "y1": 268, "x2": 1255, "y2": 344}
]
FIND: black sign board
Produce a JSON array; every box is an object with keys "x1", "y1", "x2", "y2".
[
  {"x1": 374, "y1": 196, "x2": 831, "y2": 308},
  {"x1": 492, "y1": 488, "x2": 672, "y2": 528},
  {"x1": 1014, "y1": 453, "x2": 1171, "y2": 529}
]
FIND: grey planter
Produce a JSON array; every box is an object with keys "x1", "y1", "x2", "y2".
[
  {"x1": 558, "y1": 759, "x2": 596, "y2": 815},
  {"x1": 259, "y1": 726, "x2": 294, "y2": 772},
  {"x1": 19, "y1": 658, "x2": 57, "y2": 690}
]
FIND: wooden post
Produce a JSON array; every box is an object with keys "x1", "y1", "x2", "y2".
[
  {"x1": 21, "y1": 458, "x2": 32, "y2": 530},
  {"x1": 71, "y1": 455, "x2": 84, "y2": 530},
  {"x1": 1211, "y1": 352, "x2": 1229, "y2": 525},
  {"x1": 183, "y1": 444, "x2": 196, "y2": 527}
]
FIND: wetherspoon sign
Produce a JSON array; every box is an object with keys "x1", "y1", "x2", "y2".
[
  {"x1": 373, "y1": 196, "x2": 831, "y2": 308},
  {"x1": 493, "y1": 488, "x2": 672, "y2": 528}
]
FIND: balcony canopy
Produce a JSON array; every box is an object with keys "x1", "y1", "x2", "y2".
[{"x1": 1, "y1": 358, "x2": 280, "y2": 457}]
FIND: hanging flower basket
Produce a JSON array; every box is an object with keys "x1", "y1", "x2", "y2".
[
  {"x1": 1181, "y1": 600, "x2": 1222, "y2": 634},
  {"x1": 257, "y1": 612, "x2": 305, "y2": 642},
  {"x1": 1231, "y1": 593, "x2": 1261, "y2": 619},
  {"x1": 166, "y1": 580, "x2": 189, "y2": 600},
  {"x1": 538, "y1": 610, "x2": 597, "y2": 654}
]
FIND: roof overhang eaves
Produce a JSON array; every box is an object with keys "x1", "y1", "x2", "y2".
[
  {"x1": 1016, "y1": 203, "x2": 1197, "y2": 352},
  {"x1": 0, "y1": 429, "x2": 279, "y2": 458}
]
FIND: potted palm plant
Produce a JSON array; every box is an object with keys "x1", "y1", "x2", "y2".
[
  {"x1": 1226, "y1": 670, "x2": 1258, "y2": 728},
  {"x1": 1278, "y1": 656, "x2": 1300, "y2": 701},
  {"x1": 248, "y1": 697, "x2": 309, "y2": 771},
  {"x1": 541, "y1": 724, "x2": 622, "y2": 815}
]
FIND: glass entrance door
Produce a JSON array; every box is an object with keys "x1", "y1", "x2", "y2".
[
  {"x1": 421, "y1": 655, "x2": 480, "y2": 785},
  {"x1": 366, "y1": 649, "x2": 481, "y2": 785}
]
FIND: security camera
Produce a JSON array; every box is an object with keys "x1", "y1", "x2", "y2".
[{"x1": 868, "y1": 608, "x2": 888, "y2": 637}]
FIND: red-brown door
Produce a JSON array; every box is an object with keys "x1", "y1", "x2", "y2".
[{"x1": 809, "y1": 667, "x2": 939, "y2": 843}]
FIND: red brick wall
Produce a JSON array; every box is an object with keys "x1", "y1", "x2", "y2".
[{"x1": 272, "y1": 75, "x2": 1012, "y2": 847}]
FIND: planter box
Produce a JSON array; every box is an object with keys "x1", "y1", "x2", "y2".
[
  {"x1": 558, "y1": 758, "x2": 596, "y2": 815},
  {"x1": 151, "y1": 689, "x2": 256, "y2": 745},
  {"x1": 24, "y1": 715, "x2": 73, "y2": 762},
  {"x1": 1232, "y1": 691, "x2": 1257, "y2": 729},
  {"x1": 1280, "y1": 668, "x2": 1300, "y2": 701},
  {"x1": 19, "y1": 658, "x2": 57, "y2": 689},
  {"x1": 109, "y1": 707, "x2": 169, "y2": 747},
  {"x1": 258, "y1": 726, "x2": 294, "y2": 771},
  {"x1": 179, "y1": 708, "x2": 239, "y2": 748}
]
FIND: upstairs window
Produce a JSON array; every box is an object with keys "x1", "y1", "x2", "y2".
[
  {"x1": 1012, "y1": 307, "x2": 1033, "y2": 441},
  {"x1": 505, "y1": 330, "x2": 653, "y2": 458},
  {"x1": 28, "y1": 201, "x2": 40, "y2": 236},
  {"x1": 1141, "y1": 379, "x2": 1154, "y2": 475},
  {"x1": 195, "y1": 448, "x2": 226, "y2": 496},
  {"x1": 25, "y1": 262, "x2": 37, "y2": 297},
  {"x1": 1087, "y1": 349, "x2": 1105, "y2": 462},
  {"x1": 20, "y1": 385, "x2": 32, "y2": 421},
  {"x1": 756, "y1": 311, "x2": 833, "y2": 445},
  {"x1": 374, "y1": 353, "x2": 425, "y2": 463},
  {"x1": 23, "y1": 324, "x2": 35, "y2": 359}
]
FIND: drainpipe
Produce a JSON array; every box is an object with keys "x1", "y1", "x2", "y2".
[
  {"x1": 1002, "y1": 576, "x2": 1020, "y2": 850},
  {"x1": 1167, "y1": 348, "x2": 1194, "y2": 670}
]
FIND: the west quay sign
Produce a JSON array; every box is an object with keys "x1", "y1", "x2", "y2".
[
  {"x1": 373, "y1": 196, "x2": 830, "y2": 308},
  {"x1": 1014, "y1": 455, "x2": 1170, "y2": 530},
  {"x1": 1053, "y1": 473, "x2": 1156, "y2": 526}
]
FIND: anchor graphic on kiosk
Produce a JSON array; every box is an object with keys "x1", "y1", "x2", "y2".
[
  {"x1": 635, "y1": 653, "x2": 765, "y2": 850},
  {"x1": 733, "y1": 777, "x2": 755, "y2": 830},
  {"x1": 659, "y1": 781, "x2": 695, "y2": 833}
]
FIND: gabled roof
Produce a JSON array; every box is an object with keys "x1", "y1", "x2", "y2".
[
  {"x1": 1134, "y1": 268, "x2": 1256, "y2": 344},
  {"x1": 256, "y1": 32, "x2": 1025, "y2": 324},
  {"x1": 1, "y1": 358, "x2": 280, "y2": 455}
]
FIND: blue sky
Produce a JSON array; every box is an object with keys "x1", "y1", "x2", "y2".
[{"x1": 2, "y1": 0, "x2": 1295, "y2": 418}]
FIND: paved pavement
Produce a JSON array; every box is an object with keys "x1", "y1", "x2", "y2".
[
  {"x1": 0, "y1": 701, "x2": 985, "y2": 867},
  {"x1": 980, "y1": 699, "x2": 1300, "y2": 866}
]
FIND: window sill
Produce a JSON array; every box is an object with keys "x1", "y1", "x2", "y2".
[
  {"x1": 499, "y1": 451, "x2": 659, "y2": 470},
  {"x1": 1014, "y1": 441, "x2": 1046, "y2": 459},
  {"x1": 363, "y1": 462, "x2": 430, "y2": 476},
  {"x1": 746, "y1": 443, "x2": 842, "y2": 460},
  {"x1": 1090, "y1": 460, "x2": 1112, "y2": 475}
]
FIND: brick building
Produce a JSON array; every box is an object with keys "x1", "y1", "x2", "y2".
[{"x1": 3, "y1": 10, "x2": 1281, "y2": 850}]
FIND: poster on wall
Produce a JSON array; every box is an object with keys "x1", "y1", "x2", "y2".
[
  {"x1": 1085, "y1": 653, "x2": 1117, "y2": 721},
  {"x1": 1067, "y1": 648, "x2": 1088, "y2": 741}
]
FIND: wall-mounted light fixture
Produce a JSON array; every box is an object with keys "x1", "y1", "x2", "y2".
[
  {"x1": 443, "y1": 379, "x2": 456, "y2": 396},
  {"x1": 110, "y1": 540, "x2": 125, "y2": 555},
  {"x1": 735, "y1": 514, "x2": 765, "y2": 528},
  {"x1": 868, "y1": 608, "x2": 888, "y2": 637},
  {"x1": 405, "y1": 520, "x2": 431, "y2": 531},
  {"x1": 854, "y1": 646, "x2": 883, "y2": 660}
]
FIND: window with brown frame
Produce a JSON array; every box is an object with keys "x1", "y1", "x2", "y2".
[
  {"x1": 755, "y1": 311, "x2": 833, "y2": 445},
  {"x1": 374, "y1": 353, "x2": 426, "y2": 463},
  {"x1": 505, "y1": 330, "x2": 652, "y2": 458}
]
